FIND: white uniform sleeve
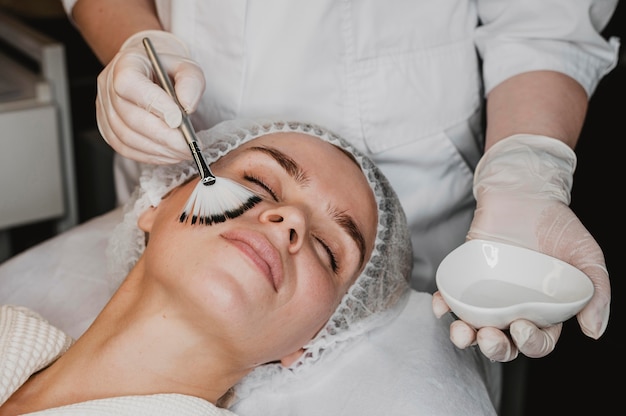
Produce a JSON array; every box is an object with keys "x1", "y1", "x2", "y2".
[
  {"x1": 475, "y1": 0, "x2": 621, "y2": 97},
  {"x1": 60, "y1": 0, "x2": 78, "y2": 15}
]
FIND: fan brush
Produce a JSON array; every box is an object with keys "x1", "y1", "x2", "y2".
[{"x1": 143, "y1": 37, "x2": 261, "y2": 225}]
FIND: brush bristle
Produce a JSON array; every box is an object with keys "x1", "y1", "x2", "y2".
[{"x1": 179, "y1": 177, "x2": 262, "y2": 225}]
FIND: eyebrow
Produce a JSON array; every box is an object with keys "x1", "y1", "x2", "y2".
[{"x1": 247, "y1": 145, "x2": 368, "y2": 269}]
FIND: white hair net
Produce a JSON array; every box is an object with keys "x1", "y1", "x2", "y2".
[{"x1": 106, "y1": 119, "x2": 412, "y2": 398}]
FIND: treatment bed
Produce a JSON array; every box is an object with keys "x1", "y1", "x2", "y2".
[{"x1": 0, "y1": 207, "x2": 501, "y2": 414}]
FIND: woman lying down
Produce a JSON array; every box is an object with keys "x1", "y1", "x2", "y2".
[{"x1": 0, "y1": 120, "x2": 413, "y2": 414}]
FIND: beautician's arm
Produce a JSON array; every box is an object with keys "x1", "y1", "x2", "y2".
[
  {"x1": 69, "y1": 0, "x2": 203, "y2": 164},
  {"x1": 434, "y1": 70, "x2": 611, "y2": 361},
  {"x1": 72, "y1": 0, "x2": 162, "y2": 64},
  {"x1": 485, "y1": 70, "x2": 587, "y2": 149}
]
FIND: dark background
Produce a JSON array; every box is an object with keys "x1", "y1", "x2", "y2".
[
  {"x1": 522, "y1": 4, "x2": 624, "y2": 415},
  {"x1": 1, "y1": 2, "x2": 623, "y2": 415}
]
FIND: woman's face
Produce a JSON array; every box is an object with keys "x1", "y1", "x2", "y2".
[{"x1": 138, "y1": 132, "x2": 377, "y2": 366}]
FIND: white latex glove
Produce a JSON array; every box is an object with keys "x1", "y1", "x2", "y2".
[
  {"x1": 433, "y1": 134, "x2": 610, "y2": 362},
  {"x1": 96, "y1": 30, "x2": 206, "y2": 164}
]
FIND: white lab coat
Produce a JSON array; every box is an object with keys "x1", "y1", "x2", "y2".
[{"x1": 64, "y1": 0, "x2": 620, "y2": 291}]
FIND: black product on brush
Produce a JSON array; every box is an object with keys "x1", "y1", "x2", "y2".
[{"x1": 143, "y1": 37, "x2": 261, "y2": 225}]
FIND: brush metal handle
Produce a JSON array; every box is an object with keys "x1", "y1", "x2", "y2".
[{"x1": 142, "y1": 37, "x2": 215, "y2": 185}]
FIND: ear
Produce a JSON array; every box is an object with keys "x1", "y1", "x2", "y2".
[
  {"x1": 280, "y1": 348, "x2": 305, "y2": 367},
  {"x1": 137, "y1": 205, "x2": 158, "y2": 233}
]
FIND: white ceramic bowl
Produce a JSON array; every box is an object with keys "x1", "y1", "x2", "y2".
[{"x1": 435, "y1": 239, "x2": 594, "y2": 329}]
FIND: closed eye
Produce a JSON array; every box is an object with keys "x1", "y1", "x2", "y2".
[
  {"x1": 244, "y1": 173, "x2": 278, "y2": 202},
  {"x1": 315, "y1": 236, "x2": 339, "y2": 273}
]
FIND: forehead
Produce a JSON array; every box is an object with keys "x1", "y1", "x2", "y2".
[
  {"x1": 239, "y1": 132, "x2": 350, "y2": 156},
  {"x1": 214, "y1": 132, "x2": 364, "y2": 176}
]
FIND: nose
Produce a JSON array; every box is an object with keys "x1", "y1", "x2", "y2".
[{"x1": 259, "y1": 205, "x2": 307, "y2": 253}]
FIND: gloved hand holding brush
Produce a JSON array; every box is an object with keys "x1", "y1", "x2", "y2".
[
  {"x1": 96, "y1": 30, "x2": 206, "y2": 164},
  {"x1": 432, "y1": 134, "x2": 611, "y2": 361}
]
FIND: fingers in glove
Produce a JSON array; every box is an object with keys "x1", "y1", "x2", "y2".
[
  {"x1": 115, "y1": 97, "x2": 190, "y2": 157},
  {"x1": 117, "y1": 53, "x2": 205, "y2": 120},
  {"x1": 449, "y1": 320, "x2": 477, "y2": 349},
  {"x1": 572, "y1": 260, "x2": 610, "y2": 339},
  {"x1": 476, "y1": 327, "x2": 519, "y2": 362},
  {"x1": 107, "y1": 56, "x2": 184, "y2": 129},
  {"x1": 431, "y1": 291, "x2": 451, "y2": 318},
  {"x1": 97, "y1": 56, "x2": 186, "y2": 160},
  {"x1": 577, "y1": 283, "x2": 610, "y2": 340},
  {"x1": 509, "y1": 320, "x2": 561, "y2": 358},
  {"x1": 96, "y1": 95, "x2": 189, "y2": 164},
  {"x1": 166, "y1": 57, "x2": 206, "y2": 114}
]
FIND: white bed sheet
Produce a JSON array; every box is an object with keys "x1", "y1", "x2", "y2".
[
  {"x1": 0, "y1": 208, "x2": 122, "y2": 338},
  {"x1": 0, "y1": 208, "x2": 501, "y2": 414}
]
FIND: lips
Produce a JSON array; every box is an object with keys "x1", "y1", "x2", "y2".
[{"x1": 220, "y1": 230, "x2": 283, "y2": 291}]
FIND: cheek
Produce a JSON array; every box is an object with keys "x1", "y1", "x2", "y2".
[{"x1": 281, "y1": 261, "x2": 347, "y2": 339}]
